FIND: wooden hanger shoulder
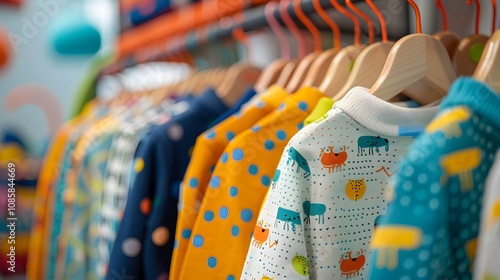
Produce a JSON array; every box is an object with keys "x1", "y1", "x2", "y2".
[
  {"x1": 452, "y1": 34, "x2": 490, "y2": 77},
  {"x1": 319, "y1": 44, "x2": 366, "y2": 96},
  {"x1": 217, "y1": 63, "x2": 262, "y2": 107},
  {"x1": 301, "y1": 48, "x2": 340, "y2": 88},
  {"x1": 285, "y1": 52, "x2": 320, "y2": 93},
  {"x1": 254, "y1": 59, "x2": 289, "y2": 92},
  {"x1": 433, "y1": 31, "x2": 461, "y2": 59},
  {"x1": 332, "y1": 41, "x2": 395, "y2": 100},
  {"x1": 275, "y1": 60, "x2": 298, "y2": 89},
  {"x1": 474, "y1": 29, "x2": 500, "y2": 92},
  {"x1": 369, "y1": 34, "x2": 456, "y2": 105}
]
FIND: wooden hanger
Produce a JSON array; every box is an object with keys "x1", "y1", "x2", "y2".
[
  {"x1": 284, "y1": 0, "x2": 322, "y2": 93},
  {"x1": 332, "y1": 0, "x2": 395, "y2": 100},
  {"x1": 254, "y1": 2, "x2": 294, "y2": 92},
  {"x1": 301, "y1": 0, "x2": 342, "y2": 88},
  {"x1": 474, "y1": 29, "x2": 500, "y2": 92},
  {"x1": 319, "y1": 0, "x2": 367, "y2": 96},
  {"x1": 433, "y1": 0, "x2": 460, "y2": 59},
  {"x1": 452, "y1": 0, "x2": 490, "y2": 76},
  {"x1": 217, "y1": 63, "x2": 262, "y2": 106},
  {"x1": 369, "y1": 0, "x2": 456, "y2": 105}
]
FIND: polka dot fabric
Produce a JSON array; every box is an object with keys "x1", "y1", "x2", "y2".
[
  {"x1": 170, "y1": 86, "x2": 288, "y2": 279},
  {"x1": 242, "y1": 87, "x2": 439, "y2": 280},
  {"x1": 179, "y1": 87, "x2": 326, "y2": 279},
  {"x1": 369, "y1": 78, "x2": 500, "y2": 280},
  {"x1": 107, "y1": 89, "x2": 228, "y2": 280}
]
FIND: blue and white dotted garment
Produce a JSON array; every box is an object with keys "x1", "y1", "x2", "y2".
[
  {"x1": 369, "y1": 78, "x2": 500, "y2": 280},
  {"x1": 241, "y1": 87, "x2": 439, "y2": 280}
]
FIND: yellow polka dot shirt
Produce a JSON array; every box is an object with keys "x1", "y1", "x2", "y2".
[
  {"x1": 178, "y1": 87, "x2": 326, "y2": 280},
  {"x1": 170, "y1": 86, "x2": 288, "y2": 279}
]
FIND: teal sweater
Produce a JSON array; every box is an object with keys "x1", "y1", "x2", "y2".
[{"x1": 368, "y1": 78, "x2": 500, "y2": 280}]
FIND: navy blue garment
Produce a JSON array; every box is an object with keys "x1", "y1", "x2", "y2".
[
  {"x1": 106, "y1": 89, "x2": 228, "y2": 280},
  {"x1": 207, "y1": 86, "x2": 256, "y2": 128}
]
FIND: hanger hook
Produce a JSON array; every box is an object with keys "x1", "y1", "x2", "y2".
[
  {"x1": 329, "y1": 0, "x2": 361, "y2": 45},
  {"x1": 467, "y1": 0, "x2": 481, "y2": 35},
  {"x1": 407, "y1": 0, "x2": 422, "y2": 34},
  {"x1": 347, "y1": 0, "x2": 375, "y2": 44},
  {"x1": 436, "y1": 0, "x2": 448, "y2": 31},
  {"x1": 265, "y1": 2, "x2": 291, "y2": 60},
  {"x1": 293, "y1": 0, "x2": 322, "y2": 52},
  {"x1": 231, "y1": 13, "x2": 251, "y2": 63},
  {"x1": 280, "y1": 0, "x2": 307, "y2": 58},
  {"x1": 312, "y1": 0, "x2": 341, "y2": 50},
  {"x1": 492, "y1": 0, "x2": 497, "y2": 35}
]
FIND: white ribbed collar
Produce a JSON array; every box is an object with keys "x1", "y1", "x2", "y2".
[{"x1": 334, "y1": 87, "x2": 439, "y2": 137}]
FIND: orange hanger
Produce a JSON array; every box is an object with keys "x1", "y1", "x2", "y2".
[
  {"x1": 332, "y1": 0, "x2": 396, "y2": 100},
  {"x1": 369, "y1": 0, "x2": 456, "y2": 104},
  {"x1": 294, "y1": 0, "x2": 322, "y2": 53},
  {"x1": 433, "y1": 0, "x2": 460, "y2": 59},
  {"x1": 282, "y1": 0, "x2": 319, "y2": 93},
  {"x1": 319, "y1": 0, "x2": 367, "y2": 95},
  {"x1": 231, "y1": 13, "x2": 251, "y2": 63},
  {"x1": 280, "y1": 0, "x2": 306, "y2": 58},
  {"x1": 347, "y1": 0, "x2": 374, "y2": 44},
  {"x1": 452, "y1": 0, "x2": 490, "y2": 76},
  {"x1": 253, "y1": 2, "x2": 294, "y2": 92},
  {"x1": 491, "y1": 0, "x2": 497, "y2": 35},
  {"x1": 300, "y1": 0, "x2": 343, "y2": 88}
]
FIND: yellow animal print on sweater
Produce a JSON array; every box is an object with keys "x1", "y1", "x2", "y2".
[
  {"x1": 465, "y1": 238, "x2": 478, "y2": 272},
  {"x1": 488, "y1": 201, "x2": 500, "y2": 229},
  {"x1": 426, "y1": 106, "x2": 471, "y2": 138},
  {"x1": 439, "y1": 147, "x2": 482, "y2": 191},
  {"x1": 371, "y1": 226, "x2": 423, "y2": 270}
]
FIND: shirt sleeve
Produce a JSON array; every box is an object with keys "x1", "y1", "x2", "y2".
[
  {"x1": 242, "y1": 144, "x2": 311, "y2": 280},
  {"x1": 107, "y1": 126, "x2": 174, "y2": 280}
]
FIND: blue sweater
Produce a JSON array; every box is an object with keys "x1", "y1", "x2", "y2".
[{"x1": 369, "y1": 78, "x2": 500, "y2": 280}]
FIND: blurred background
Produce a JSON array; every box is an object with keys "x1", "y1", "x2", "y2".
[{"x1": 0, "y1": 0, "x2": 498, "y2": 278}]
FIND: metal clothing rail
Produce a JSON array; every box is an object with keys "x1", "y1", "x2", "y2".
[{"x1": 108, "y1": 0, "x2": 409, "y2": 73}]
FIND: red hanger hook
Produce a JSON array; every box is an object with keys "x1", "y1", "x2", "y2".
[
  {"x1": 492, "y1": 0, "x2": 497, "y2": 35},
  {"x1": 293, "y1": 0, "x2": 322, "y2": 52},
  {"x1": 329, "y1": 0, "x2": 361, "y2": 45},
  {"x1": 467, "y1": 0, "x2": 481, "y2": 35},
  {"x1": 312, "y1": 0, "x2": 341, "y2": 50},
  {"x1": 407, "y1": 0, "x2": 422, "y2": 34},
  {"x1": 347, "y1": 0, "x2": 375, "y2": 44},
  {"x1": 436, "y1": 0, "x2": 448, "y2": 31},
  {"x1": 231, "y1": 12, "x2": 251, "y2": 63},
  {"x1": 265, "y1": 2, "x2": 291, "y2": 60},
  {"x1": 365, "y1": 0, "x2": 387, "y2": 42},
  {"x1": 280, "y1": 0, "x2": 307, "y2": 58}
]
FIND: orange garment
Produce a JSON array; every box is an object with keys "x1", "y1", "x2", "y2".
[
  {"x1": 170, "y1": 86, "x2": 288, "y2": 279},
  {"x1": 26, "y1": 102, "x2": 98, "y2": 280},
  {"x1": 179, "y1": 87, "x2": 326, "y2": 280}
]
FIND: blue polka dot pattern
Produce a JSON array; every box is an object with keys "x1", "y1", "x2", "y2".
[
  {"x1": 298, "y1": 101, "x2": 308, "y2": 111},
  {"x1": 189, "y1": 178, "x2": 198, "y2": 188},
  {"x1": 226, "y1": 131, "x2": 235, "y2": 141},
  {"x1": 251, "y1": 125, "x2": 261, "y2": 132},
  {"x1": 264, "y1": 140, "x2": 275, "y2": 150},
  {"x1": 205, "y1": 131, "x2": 216, "y2": 139},
  {"x1": 193, "y1": 235, "x2": 204, "y2": 247},
  {"x1": 209, "y1": 176, "x2": 221, "y2": 188},
  {"x1": 227, "y1": 275, "x2": 236, "y2": 280},
  {"x1": 276, "y1": 130, "x2": 287, "y2": 140},
  {"x1": 231, "y1": 225, "x2": 240, "y2": 237},
  {"x1": 229, "y1": 186, "x2": 238, "y2": 197},
  {"x1": 256, "y1": 101, "x2": 265, "y2": 108},
  {"x1": 240, "y1": 209, "x2": 253, "y2": 222},
  {"x1": 221, "y1": 152, "x2": 228, "y2": 163},
  {"x1": 232, "y1": 148, "x2": 244, "y2": 161},
  {"x1": 207, "y1": 256, "x2": 217, "y2": 268},
  {"x1": 219, "y1": 206, "x2": 229, "y2": 219},
  {"x1": 260, "y1": 175, "x2": 271, "y2": 186},
  {"x1": 181, "y1": 229, "x2": 192, "y2": 239},
  {"x1": 297, "y1": 122, "x2": 304, "y2": 130},
  {"x1": 278, "y1": 102, "x2": 286, "y2": 111},
  {"x1": 248, "y1": 164, "x2": 258, "y2": 175},
  {"x1": 204, "y1": 210, "x2": 214, "y2": 222}
]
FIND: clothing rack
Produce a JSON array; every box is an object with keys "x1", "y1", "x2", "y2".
[{"x1": 106, "y1": 0, "x2": 409, "y2": 74}]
